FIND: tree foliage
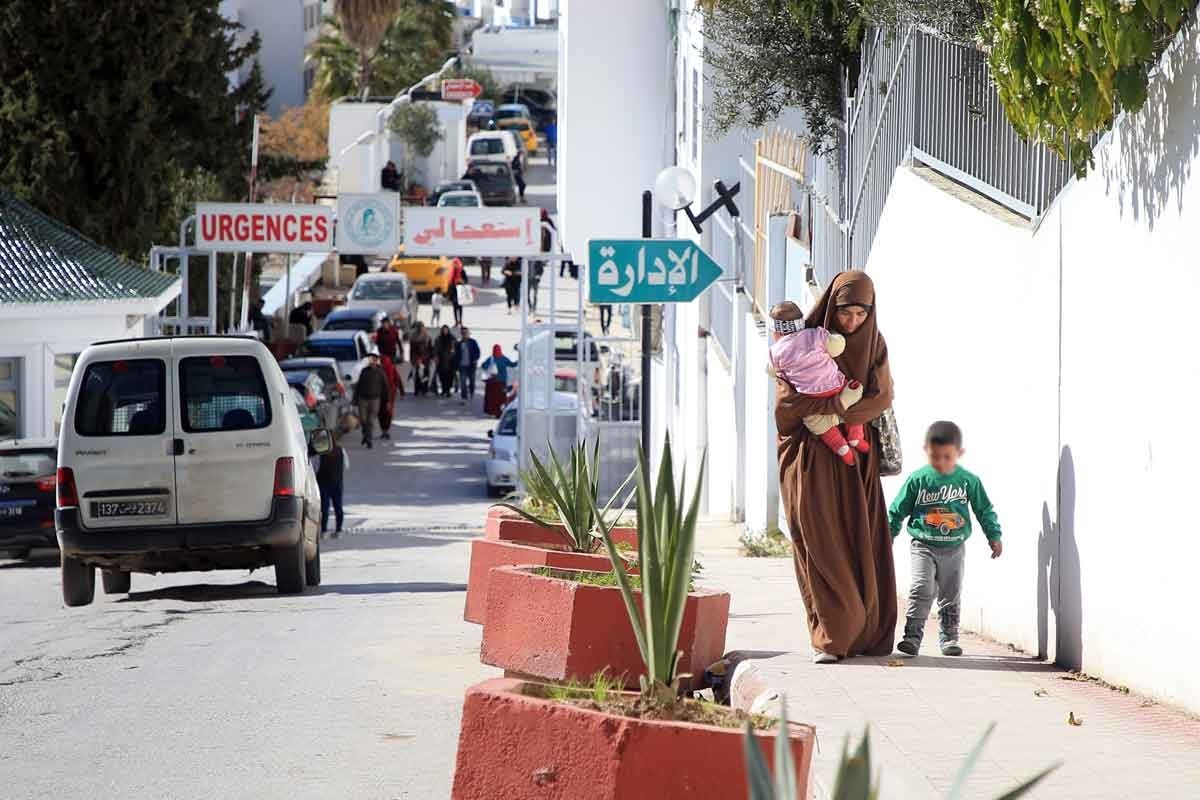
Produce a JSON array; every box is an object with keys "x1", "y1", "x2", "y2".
[
  {"x1": 446, "y1": 64, "x2": 503, "y2": 103},
  {"x1": 315, "y1": 1, "x2": 455, "y2": 99},
  {"x1": 0, "y1": 0, "x2": 268, "y2": 259},
  {"x1": 987, "y1": 0, "x2": 1191, "y2": 176},
  {"x1": 389, "y1": 102, "x2": 443, "y2": 185},
  {"x1": 257, "y1": 100, "x2": 330, "y2": 203}
]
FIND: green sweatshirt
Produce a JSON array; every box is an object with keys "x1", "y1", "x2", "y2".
[{"x1": 888, "y1": 465, "x2": 1001, "y2": 547}]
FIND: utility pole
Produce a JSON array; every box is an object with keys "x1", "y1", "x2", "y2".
[{"x1": 640, "y1": 190, "x2": 652, "y2": 459}]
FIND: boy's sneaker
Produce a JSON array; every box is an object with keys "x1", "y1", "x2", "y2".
[
  {"x1": 940, "y1": 641, "x2": 963, "y2": 656},
  {"x1": 896, "y1": 639, "x2": 919, "y2": 657},
  {"x1": 812, "y1": 649, "x2": 838, "y2": 664}
]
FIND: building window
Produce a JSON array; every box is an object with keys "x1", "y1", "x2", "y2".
[
  {"x1": 0, "y1": 358, "x2": 20, "y2": 438},
  {"x1": 53, "y1": 353, "x2": 78, "y2": 435},
  {"x1": 691, "y1": 67, "x2": 700, "y2": 163}
]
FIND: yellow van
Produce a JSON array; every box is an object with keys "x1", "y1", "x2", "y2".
[
  {"x1": 389, "y1": 247, "x2": 452, "y2": 299},
  {"x1": 497, "y1": 118, "x2": 538, "y2": 154}
]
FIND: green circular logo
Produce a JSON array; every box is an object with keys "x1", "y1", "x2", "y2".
[{"x1": 346, "y1": 197, "x2": 394, "y2": 248}]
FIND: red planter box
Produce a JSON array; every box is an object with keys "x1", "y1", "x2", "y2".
[
  {"x1": 452, "y1": 678, "x2": 814, "y2": 800},
  {"x1": 464, "y1": 539, "x2": 615, "y2": 625},
  {"x1": 480, "y1": 565, "x2": 730, "y2": 690},
  {"x1": 485, "y1": 507, "x2": 638, "y2": 550}
]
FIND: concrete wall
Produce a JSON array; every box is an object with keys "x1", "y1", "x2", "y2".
[
  {"x1": 863, "y1": 22, "x2": 1200, "y2": 710},
  {"x1": 222, "y1": 0, "x2": 308, "y2": 116},
  {"x1": 330, "y1": 101, "x2": 466, "y2": 193},
  {"x1": 557, "y1": 0, "x2": 671, "y2": 261}
]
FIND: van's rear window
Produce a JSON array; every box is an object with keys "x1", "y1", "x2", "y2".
[
  {"x1": 179, "y1": 356, "x2": 271, "y2": 433},
  {"x1": 74, "y1": 359, "x2": 166, "y2": 437}
]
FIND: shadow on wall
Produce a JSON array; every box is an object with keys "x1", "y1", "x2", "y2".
[
  {"x1": 1037, "y1": 445, "x2": 1083, "y2": 670},
  {"x1": 1100, "y1": 20, "x2": 1200, "y2": 230}
]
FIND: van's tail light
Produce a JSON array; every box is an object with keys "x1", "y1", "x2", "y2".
[
  {"x1": 56, "y1": 468, "x2": 79, "y2": 509},
  {"x1": 37, "y1": 475, "x2": 57, "y2": 493},
  {"x1": 273, "y1": 458, "x2": 296, "y2": 497}
]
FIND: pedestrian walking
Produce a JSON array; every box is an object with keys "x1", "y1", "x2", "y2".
[
  {"x1": 409, "y1": 322, "x2": 433, "y2": 395},
  {"x1": 378, "y1": 352, "x2": 398, "y2": 440},
  {"x1": 249, "y1": 298, "x2": 271, "y2": 343},
  {"x1": 775, "y1": 272, "x2": 897, "y2": 664},
  {"x1": 434, "y1": 325, "x2": 458, "y2": 398},
  {"x1": 450, "y1": 272, "x2": 467, "y2": 328},
  {"x1": 599, "y1": 304, "x2": 613, "y2": 335},
  {"x1": 376, "y1": 317, "x2": 401, "y2": 363},
  {"x1": 502, "y1": 259, "x2": 522, "y2": 314},
  {"x1": 430, "y1": 289, "x2": 445, "y2": 325},
  {"x1": 528, "y1": 261, "x2": 543, "y2": 311},
  {"x1": 316, "y1": 432, "x2": 348, "y2": 537},
  {"x1": 354, "y1": 349, "x2": 389, "y2": 448},
  {"x1": 479, "y1": 257, "x2": 493, "y2": 286},
  {"x1": 544, "y1": 115, "x2": 557, "y2": 166},
  {"x1": 481, "y1": 344, "x2": 517, "y2": 417},
  {"x1": 512, "y1": 154, "x2": 526, "y2": 203},
  {"x1": 888, "y1": 421, "x2": 1002, "y2": 658},
  {"x1": 457, "y1": 327, "x2": 481, "y2": 405},
  {"x1": 288, "y1": 301, "x2": 314, "y2": 336}
]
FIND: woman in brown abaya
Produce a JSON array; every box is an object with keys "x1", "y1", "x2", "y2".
[{"x1": 775, "y1": 271, "x2": 897, "y2": 662}]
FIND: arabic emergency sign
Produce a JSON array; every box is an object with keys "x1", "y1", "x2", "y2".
[
  {"x1": 336, "y1": 192, "x2": 400, "y2": 255},
  {"x1": 441, "y1": 78, "x2": 483, "y2": 101},
  {"x1": 403, "y1": 207, "x2": 541, "y2": 257},
  {"x1": 195, "y1": 203, "x2": 333, "y2": 253},
  {"x1": 587, "y1": 239, "x2": 723, "y2": 304}
]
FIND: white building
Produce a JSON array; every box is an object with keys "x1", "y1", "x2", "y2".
[
  {"x1": 220, "y1": 0, "x2": 326, "y2": 115},
  {"x1": 0, "y1": 192, "x2": 179, "y2": 441},
  {"x1": 470, "y1": 24, "x2": 559, "y2": 87}
]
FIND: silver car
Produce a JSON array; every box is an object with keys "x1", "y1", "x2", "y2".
[{"x1": 345, "y1": 273, "x2": 418, "y2": 333}]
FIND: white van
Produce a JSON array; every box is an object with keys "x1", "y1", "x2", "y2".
[
  {"x1": 466, "y1": 130, "x2": 519, "y2": 165},
  {"x1": 55, "y1": 336, "x2": 330, "y2": 606}
]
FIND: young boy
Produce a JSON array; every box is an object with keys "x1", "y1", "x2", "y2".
[{"x1": 888, "y1": 421, "x2": 1002, "y2": 657}]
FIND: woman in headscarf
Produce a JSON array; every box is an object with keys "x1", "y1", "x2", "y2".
[
  {"x1": 775, "y1": 271, "x2": 897, "y2": 663},
  {"x1": 481, "y1": 344, "x2": 518, "y2": 418}
]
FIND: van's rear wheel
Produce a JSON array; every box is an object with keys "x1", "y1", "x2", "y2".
[
  {"x1": 274, "y1": 535, "x2": 306, "y2": 594},
  {"x1": 305, "y1": 536, "x2": 321, "y2": 587},
  {"x1": 61, "y1": 555, "x2": 95, "y2": 607},
  {"x1": 101, "y1": 569, "x2": 131, "y2": 595}
]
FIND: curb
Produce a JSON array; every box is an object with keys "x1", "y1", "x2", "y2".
[{"x1": 721, "y1": 650, "x2": 830, "y2": 800}]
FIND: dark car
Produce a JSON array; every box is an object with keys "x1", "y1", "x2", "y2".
[
  {"x1": 321, "y1": 306, "x2": 387, "y2": 336},
  {"x1": 465, "y1": 160, "x2": 519, "y2": 207},
  {"x1": 0, "y1": 439, "x2": 59, "y2": 557},
  {"x1": 429, "y1": 179, "x2": 480, "y2": 206}
]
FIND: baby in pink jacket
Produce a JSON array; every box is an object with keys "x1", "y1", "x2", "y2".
[{"x1": 769, "y1": 301, "x2": 868, "y2": 465}]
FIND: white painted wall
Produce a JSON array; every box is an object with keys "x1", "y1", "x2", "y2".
[
  {"x1": 864, "y1": 22, "x2": 1200, "y2": 709},
  {"x1": 221, "y1": 0, "x2": 309, "y2": 116},
  {"x1": 330, "y1": 100, "x2": 466, "y2": 193}
]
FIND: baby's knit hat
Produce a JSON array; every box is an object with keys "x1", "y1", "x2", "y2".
[{"x1": 769, "y1": 301, "x2": 804, "y2": 335}]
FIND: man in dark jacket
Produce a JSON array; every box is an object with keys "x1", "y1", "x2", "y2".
[
  {"x1": 288, "y1": 301, "x2": 314, "y2": 336},
  {"x1": 353, "y1": 350, "x2": 389, "y2": 448},
  {"x1": 456, "y1": 327, "x2": 482, "y2": 404}
]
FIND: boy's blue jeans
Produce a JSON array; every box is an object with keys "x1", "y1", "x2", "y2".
[
  {"x1": 903, "y1": 539, "x2": 965, "y2": 645},
  {"x1": 319, "y1": 481, "x2": 344, "y2": 533}
]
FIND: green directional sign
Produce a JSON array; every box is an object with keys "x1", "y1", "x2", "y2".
[{"x1": 588, "y1": 239, "x2": 723, "y2": 304}]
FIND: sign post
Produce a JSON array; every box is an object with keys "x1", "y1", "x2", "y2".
[{"x1": 588, "y1": 229, "x2": 723, "y2": 461}]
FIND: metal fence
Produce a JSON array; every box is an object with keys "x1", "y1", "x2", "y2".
[{"x1": 807, "y1": 26, "x2": 1080, "y2": 279}]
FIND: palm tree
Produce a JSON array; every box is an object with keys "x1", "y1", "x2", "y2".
[
  {"x1": 308, "y1": 17, "x2": 360, "y2": 101},
  {"x1": 331, "y1": 0, "x2": 454, "y2": 97},
  {"x1": 335, "y1": 0, "x2": 404, "y2": 96}
]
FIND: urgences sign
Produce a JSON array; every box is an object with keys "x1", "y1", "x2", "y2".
[{"x1": 195, "y1": 203, "x2": 334, "y2": 252}]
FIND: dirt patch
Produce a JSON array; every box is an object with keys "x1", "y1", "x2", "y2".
[{"x1": 526, "y1": 683, "x2": 774, "y2": 731}]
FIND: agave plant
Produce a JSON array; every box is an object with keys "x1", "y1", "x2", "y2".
[
  {"x1": 496, "y1": 440, "x2": 624, "y2": 553},
  {"x1": 593, "y1": 436, "x2": 705, "y2": 705},
  {"x1": 744, "y1": 709, "x2": 1060, "y2": 800}
]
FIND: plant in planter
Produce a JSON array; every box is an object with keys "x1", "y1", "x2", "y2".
[
  {"x1": 464, "y1": 441, "x2": 633, "y2": 624},
  {"x1": 454, "y1": 439, "x2": 804, "y2": 799}
]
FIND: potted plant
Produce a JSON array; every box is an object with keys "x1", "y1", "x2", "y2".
[
  {"x1": 464, "y1": 442, "x2": 633, "y2": 624},
  {"x1": 453, "y1": 439, "x2": 785, "y2": 800}
]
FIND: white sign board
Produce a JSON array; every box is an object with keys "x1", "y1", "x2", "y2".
[
  {"x1": 196, "y1": 203, "x2": 333, "y2": 253},
  {"x1": 336, "y1": 192, "x2": 401, "y2": 255},
  {"x1": 403, "y1": 207, "x2": 541, "y2": 257}
]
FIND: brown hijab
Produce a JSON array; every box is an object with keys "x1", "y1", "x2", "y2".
[{"x1": 801, "y1": 271, "x2": 893, "y2": 424}]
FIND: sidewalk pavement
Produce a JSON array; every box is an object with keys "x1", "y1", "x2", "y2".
[{"x1": 696, "y1": 521, "x2": 1200, "y2": 799}]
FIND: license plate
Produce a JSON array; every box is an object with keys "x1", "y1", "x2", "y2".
[
  {"x1": 0, "y1": 500, "x2": 35, "y2": 518},
  {"x1": 91, "y1": 500, "x2": 166, "y2": 518}
]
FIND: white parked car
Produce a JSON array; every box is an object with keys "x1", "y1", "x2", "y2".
[
  {"x1": 485, "y1": 393, "x2": 579, "y2": 498},
  {"x1": 345, "y1": 272, "x2": 418, "y2": 333},
  {"x1": 296, "y1": 329, "x2": 373, "y2": 387},
  {"x1": 466, "y1": 130, "x2": 520, "y2": 165},
  {"x1": 55, "y1": 336, "x2": 330, "y2": 606},
  {"x1": 437, "y1": 190, "x2": 484, "y2": 208}
]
